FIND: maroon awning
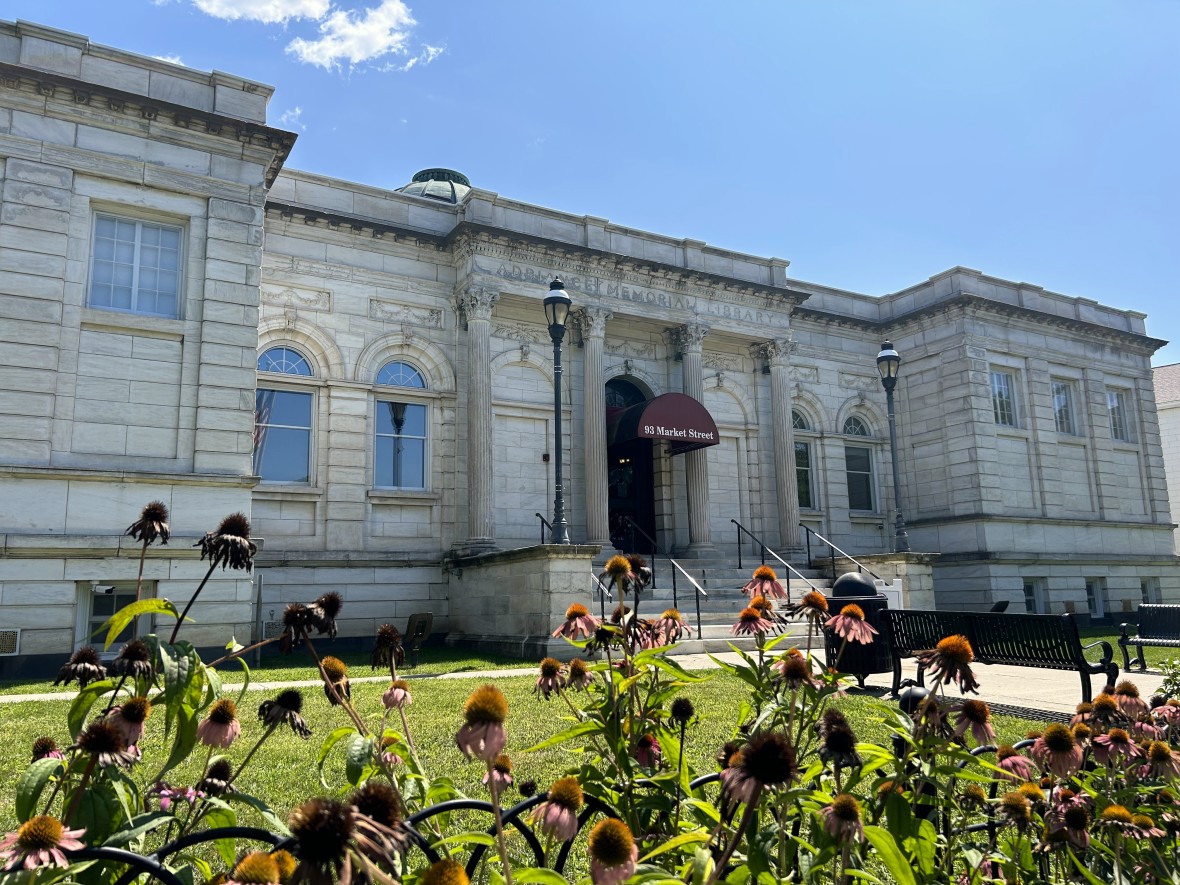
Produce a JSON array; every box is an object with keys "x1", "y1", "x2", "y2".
[{"x1": 606, "y1": 393, "x2": 720, "y2": 455}]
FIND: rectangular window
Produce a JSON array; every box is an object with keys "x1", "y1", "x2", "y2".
[
  {"x1": 1108, "y1": 389, "x2": 1133, "y2": 442},
  {"x1": 1085, "y1": 578, "x2": 1106, "y2": 619},
  {"x1": 795, "y1": 441, "x2": 813, "y2": 509},
  {"x1": 1052, "y1": 380, "x2": 1077, "y2": 434},
  {"x1": 254, "y1": 389, "x2": 313, "y2": 482},
  {"x1": 1141, "y1": 578, "x2": 1161, "y2": 605},
  {"x1": 990, "y1": 370, "x2": 1018, "y2": 427},
  {"x1": 89, "y1": 213, "x2": 183, "y2": 318},
  {"x1": 844, "y1": 445, "x2": 874, "y2": 511},
  {"x1": 376, "y1": 401, "x2": 427, "y2": 489},
  {"x1": 83, "y1": 583, "x2": 150, "y2": 651},
  {"x1": 1023, "y1": 578, "x2": 1047, "y2": 614}
]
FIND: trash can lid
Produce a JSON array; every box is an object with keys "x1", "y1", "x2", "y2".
[{"x1": 830, "y1": 572, "x2": 877, "y2": 598}]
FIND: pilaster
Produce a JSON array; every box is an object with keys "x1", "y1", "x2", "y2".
[
  {"x1": 762, "y1": 338, "x2": 800, "y2": 548},
  {"x1": 574, "y1": 307, "x2": 612, "y2": 544},
  {"x1": 456, "y1": 286, "x2": 499, "y2": 551},
  {"x1": 675, "y1": 323, "x2": 712, "y2": 550}
]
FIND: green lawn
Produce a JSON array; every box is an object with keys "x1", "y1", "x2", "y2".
[
  {"x1": 1080, "y1": 627, "x2": 1178, "y2": 671},
  {"x1": 0, "y1": 668, "x2": 1042, "y2": 835}
]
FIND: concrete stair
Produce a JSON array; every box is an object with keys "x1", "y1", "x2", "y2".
[{"x1": 588, "y1": 551, "x2": 831, "y2": 656}]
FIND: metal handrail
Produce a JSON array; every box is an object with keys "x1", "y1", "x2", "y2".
[
  {"x1": 730, "y1": 519, "x2": 820, "y2": 597},
  {"x1": 590, "y1": 571, "x2": 613, "y2": 621},
  {"x1": 620, "y1": 515, "x2": 658, "y2": 588},
  {"x1": 799, "y1": 523, "x2": 883, "y2": 581},
  {"x1": 535, "y1": 512, "x2": 553, "y2": 545},
  {"x1": 666, "y1": 556, "x2": 707, "y2": 638}
]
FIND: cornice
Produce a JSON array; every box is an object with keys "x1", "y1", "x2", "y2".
[
  {"x1": 264, "y1": 200, "x2": 449, "y2": 250},
  {"x1": 0, "y1": 60, "x2": 296, "y2": 187}
]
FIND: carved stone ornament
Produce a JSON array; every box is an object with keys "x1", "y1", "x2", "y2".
[
  {"x1": 493, "y1": 323, "x2": 545, "y2": 344},
  {"x1": 756, "y1": 337, "x2": 795, "y2": 368},
  {"x1": 672, "y1": 323, "x2": 709, "y2": 354},
  {"x1": 790, "y1": 365, "x2": 820, "y2": 383},
  {"x1": 368, "y1": 298, "x2": 445, "y2": 329},
  {"x1": 456, "y1": 287, "x2": 499, "y2": 321},
  {"x1": 604, "y1": 340, "x2": 657, "y2": 359},
  {"x1": 261, "y1": 284, "x2": 331, "y2": 311},
  {"x1": 703, "y1": 352, "x2": 741, "y2": 372},
  {"x1": 839, "y1": 371, "x2": 880, "y2": 393},
  {"x1": 571, "y1": 307, "x2": 612, "y2": 338}
]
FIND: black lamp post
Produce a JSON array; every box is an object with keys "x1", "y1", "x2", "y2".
[
  {"x1": 544, "y1": 278, "x2": 572, "y2": 544},
  {"x1": 876, "y1": 341, "x2": 910, "y2": 553}
]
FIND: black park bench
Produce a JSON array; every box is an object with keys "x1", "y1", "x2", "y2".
[
  {"x1": 1119, "y1": 604, "x2": 1180, "y2": 673},
  {"x1": 879, "y1": 610, "x2": 1118, "y2": 703}
]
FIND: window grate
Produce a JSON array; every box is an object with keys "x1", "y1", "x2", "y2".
[{"x1": 0, "y1": 629, "x2": 19, "y2": 655}]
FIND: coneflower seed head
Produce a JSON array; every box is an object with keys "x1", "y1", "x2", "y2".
[
  {"x1": 539, "y1": 657, "x2": 561, "y2": 678},
  {"x1": 831, "y1": 794, "x2": 861, "y2": 821},
  {"x1": 463, "y1": 684, "x2": 508, "y2": 725},
  {"x1": 587, "y1": 818, "x2": 634, "y2": 867},
  {"x1": 1042, "y1": 724, "x2": 1076, "y2": 753},
  {"x1": 547, "y1": 776, "x2": 583, "y2": 811},
  {"x1": 209, "y1": 698, "x2": 237, "y2": 724}
]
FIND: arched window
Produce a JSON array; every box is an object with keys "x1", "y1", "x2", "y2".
[
  {"x1": 375, "y1": 360, "x2": 428, "y2": 489},
  {"x1": 791, "y1": 410, "x2": 810, "y2": 431},
  {"x1": 843, "y1": 415, "x2": 871, "y2": 436},
  {"x1": 254, "y1": 347, "x2": 315, "y2": 483}
]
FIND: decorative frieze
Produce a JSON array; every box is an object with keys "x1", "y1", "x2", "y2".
[
  {"x1": 492, "y1": 323, "x2": 545, "y2": 343},
  {"x1": 791, "y1": 365, "x2": 819, "y2": 384},
  {"x1": 604, "y1": 340, "x2": 657, "y2": 360},
  {"x1": 703, "y1": 352, "x2": 742, "y2": 372},
  {"x1": 369, "y1": 298, "x2": 445, "y2": 328},
  {"x1": 839, "y1": 371, "x2": 879, "y2": 393},
  {"x1": 261, "y1": 283, "x2": 331, "y2": 311}
]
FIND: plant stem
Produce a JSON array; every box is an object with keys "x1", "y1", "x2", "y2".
[
  {"x1": 207, "y1": 635, "x2": 280, "y2": 668},
  {"x1": 704, "y1": 784, "x2": 762, "y2": 885},
  {"x1": 134, "y1": 539, "x2": 148, "y2": 603},
  {"x1": 486, "y1": 762, "x2": 515, "y2": 885},
  {"x1": 62, "y1": 756, "x2": 97, "y2": 827},
  {"x1": 170, "y1": 561, "x2": 218, "y2": 644}
]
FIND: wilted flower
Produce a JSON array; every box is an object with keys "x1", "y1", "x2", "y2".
[
  {"x1": 1071, "y1": 723, "x2": 1092, "y2": 746},
  {"x1": 77, "y1": 720, "x2": 138, "y2": 767},
  {"x1": 919, "y1": 635, "x2": 980, "y2": 694},
  {"x1": 350, "y1": 780, "x2": 405, "y2": 831},
  {"x1": 107, "y1": 696, "x2": 152, "y2": 747},
  {"x1": 111, "y1": 639, "x2": 154, "y2": 680},
  {"x1": 722, "y1": 731, "x2": 797, "y2": 806},
  {"x1": 1091, "y1": 728, "x2": 1140, "y2": 767},
  {"x1": 952, "y1": 699, "x2": 996, "y2": 746},
  {"x1": 287, "y1": 797, "x2": 372, "y2": 883},
  {"x1": 585, "y1": 624, "x2": 624, "y2": 655},
  {"x1": 195, "y1": 512, "x2": 256, "y2": 572},
  {"x1": 482, "y1": 754, "x2": 513, "y2": 790},
  {"x1": 566, "y1": 657, "x2": 593, "y2": 691},
  {"x1": 197, "y1": 758, "x2": 234, "y2": 796},
  {"x1": 772, "y1": 648, "x2": 818, "y2": 689},
  {"x1": 654, "y1": 608, "x2": 691, "y2": 643},
  {"x1": 320, "y1": 655, "x2": 350, "y2": 706},
  {"x1": 552, "y1": 602, "x2": 601, "y2": 640},
  {"x1": 587, "y1": 818, "x2": 638, "y2": 885},
  {"x1": 634, "y1": 733, "x2": 661, "y2": 769},
  {"x1": 824, "y1": 604, "x2": 878, "y2": 645},
  {"x1": 818, "y1": 710, "x2": 861, "y2": 770},
  {"x1": 371, "y1": 623, "x2": 405, "y2": 671},
  {"x1": 1031, "y1": 725, "x2": 1083, "y2": 779},
  {"x1": 535, "y1": 657, "x2": 565, "y2": 700},
  {"x1": 227, "y1": 851, "x2": 280, "y2": 885},
  {"x1": 960, "y1": 783, "x2": 988, "y2": 808},
  {"x1": 197, "y1": 698, "x2": 241, "y2": 748},
  {"x1": 532, "y1": 776, "x2": 582, "y2": 842},
  {"x1": 382, "y1": 679, "x2": 412, "y2": 711},
  {"x1": 53, "y1": 646, "x2": 106, "y2": 688},
  {"x1": 517, "y1": 779, "x2": 537, "y2": 798},
  {"x1": 732, "y1": 606, "x2": 775, "y2": 636},
  {"x1": 1046, "y1": 795, "x2": 1091, "y2": 850},
  {"x1": 742, "y1": 565, "x2": 787, "y2": 599},
  {"x1": 1091, "y1": 693, "x2": 1120, "y2": 723},
  {"x1": 126, "y1": 500, "x2": 170, "y2": 546},
  {"x1": 30, "y1": 737, "x2": 64, "y2": 762},
  {"x1": 821, "y1": 794, "x2": 864, "y2": 845},
  {"x1": 258, "y1": 689, "x2": 312, "y2": 739},
  {"x1": 456, "y1": 684, "x2": 508, "y2": 762},
  {"x1": 602, "y1": 554, "x2": 652, "y2": 595},
  {"x1": 998, "y1": 791, "x2": 1033, "y2": 828},
  {"x1": 671, "y1": 696, "x2": 696, "y2": 726},
  {"x1": 1114, "y1": 681, "x2": 1150, "y2": 718},
  {"x1": 0, "y1": 815, "x2": 85, "y2": 871},
  {"x1": 786, "y1": 590, "x2": 829, "y2": 623}
]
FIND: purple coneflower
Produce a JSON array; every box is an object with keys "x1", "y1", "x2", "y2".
[
  {"x1": 1031, "y1": 724, "x2": 1084, "y2": 778},
  {"x1": 196, "y1": 698, "x2": 240, "y2": 748},
  {"x1": 53, "y1": 646, "x2": 106, "y2": 688},
  {"x1": 456, "y1": 684, "x2": 508, "y2": 762},
  {"x1": 535, "y1": 657, "x2": 565, "y2": 700},
  {"x1": 258, "y1": 689, "x2": 312, "y2": 738},
  {"x1": 721, "y1": 731, "x2": 798, "y2": 806},
  {"x1": 918, "y1": 634, "x2": 979, "y2": 694},
  {"x1": 382, "y1": 678, "x2": 412, "y2": 710},
  {"x1": 1069, "y1": 702, "x2": 1093, "y2": 727},
  {"x1": 371, "y1": 623, "x2": 405, "y2": 671},
  {"x1": 107, "y1": 696, "x2": 152, "y2": 747},
  {"x1": 1091, "y1": 727, "x2": 1140, "y2": 766},
  {"x1": 552, "y1": 603, "x2": 601, "y2": 640},
  {"x1": 671, "y1": 697, "x2": 696, "y2": 727},
  {"x1": 817, "y1": 713, "x2": 862, "y2": 771},
  {"x1": 0, "y1": 815, "x2": 85, "y2": 872},
  {"x1": 378, "y1": 735, "x2": 403, "y2": 767},
  {"x1": 824, "y1": 604, "x2": 878, "y2": 645},
  {"x1": 821, "y1": 794, "x2": 864, "y2": 845},
  {"x1": 1130, "y1": 717, "x2": 1165, "y2": 742},
  {"x1": 772, "y1": 648, "x2": 818, "y2": 690},
  {"x1": 998, "y1": 791, "x2": 1033, "y2": 829},
  {"x1": 786, "y1": 590, "x2": 829, "y2": 625},
  {"x1": 1154, "y1": 698, "x2": 1180, "y2": 725},
  {"x1": 320, "y1": 656, "x2": 350, "y2": 706},
  {"x1": 482, "y1": 754, "x2": 514, "y2": 790},
  {"x1": 419, "y1": 859, "x2": 470, "y2": 885},
  {"x1": 1046, "y1": 797, "x2": 1091, "y2": 850},
  {"x1": 748, "y1": 596, "x2": 782, "y2": 633},
  {"x1": 306, "y1": 592, "x2": 343, "y2": 639},
  {"x1": 1113, "y1": 681, "x2": 1150, "y2": 718},
  {"x1": 1140, "y1": 740, "x2": 1180, "y2": 780},
  {"x1": 532, "y1": 776, "x2": 582, "y2": 842},
  {"x1": 996, "y1": 746, "x2": 1037, "y2": 783},
  {"x1": 732, "y1": 606, "x2": 775, "y2": 636},
  {"x1": 125, "y1": 500, "x2": 170, "y2": 546},
  {"x1": 566, "y1": 657, "x2": 593, "y2": 691},
  {"x1": 742, "y1": 565, "x2": 787, "y2": 599},
  {"x1": 288, "y1": 795, "x2": 401, "y2": 883},
  {"x1": 195, "y1": 512, "x2": 256, "y2": 572},
  {"x1": 197, "y1": 759, "x2": 234, "y2": 796},
  {"x1": 111, "y1": 639, "x2": 154, "y2": 680},
  {"x1": 226, "y1": 851, "x2": 280, "y2": 885},
  {"x1": 654, "y1": 608, "x2": 691, "y2": 643},
  {"x1": 634, "y1": 733, "x2": 661, "y2": 769},
  {"x1": 77, "y1": 720, "x2": 139, "y2": 768},
  {"x1": 1090, "y1": 693, "x2": 1120, "y2": 724},
  {"x1": 952, "y1": 699, "x2": 996, "y2": 746},
  {"x1": 31, "y1": 737, "x2": 64, "y2": 762},
  {"x1": 587, "y1": 818, "x2": 638, "y2": 885},
  {"x1": 147, "y1": 781, "x2": 202, "y2": 812}
]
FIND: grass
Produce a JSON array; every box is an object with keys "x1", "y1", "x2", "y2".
[
  {"x1": 1079, "y1": 627, "x2": 1177, "y2": 671},
  {"x1": 0, "y1": 666, "x2": 1043, "y2": 837}
]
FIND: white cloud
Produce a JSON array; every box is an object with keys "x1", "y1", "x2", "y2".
[
  {"x1": 285, "y1": 0, "x2": 416, "y2": 70},
  {"x1": 193, "y1": 0, "x2": 330, "y2": 25},
  {"x1": 398, "y1": 43, "x2": 443, "y2": 72},
  {"x1": 152, "y1": 54, "x2": 185, "y2": 66},
  {"x1": 278, "y1": 106, "x2": 306, "y2": 131}
]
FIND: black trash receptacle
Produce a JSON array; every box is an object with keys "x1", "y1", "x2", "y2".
[{"x1": 823, "y1": 592, "x2": 892, "y2": 687}]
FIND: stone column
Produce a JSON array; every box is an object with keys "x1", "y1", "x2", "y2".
[
  {"x1": 676, "y1": 324, "x2": 712, "y2": 550},
  {"x1": 457, "y1": 287, "x2": 499, "y2": 550},
  {"x1": 763, "y1": 339, "x2": 801, "y2": 549},
  {"x1": 574, "y1": 307, "x2": 612, "y2": 544}
]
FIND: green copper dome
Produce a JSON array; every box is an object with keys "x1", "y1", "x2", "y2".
[{"x1": 396, "y1": 168, "x2": 471, "y2": 204}]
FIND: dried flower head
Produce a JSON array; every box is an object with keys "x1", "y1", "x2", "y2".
[
  {"x1": 198, "y1": 758, "x2": 234, "y2": 796},
  {"x1": 111, "y1": 639, "x2": 154, "y2": 680},
  {"x1": 126, "y1": 500, "x2": 170, "y2": 546},
  {"x1": 371, "y1": 623, "x2": 405, "y2": 670},
  {"x1": 258, "y1": 690, "x2": 312, "y2": 738},
  {"x1": 962, "y1": 783, "x2": 988, "y2": 806},
  {"x1": 77, "y1": 720, "x2": 138, "y2": 767},
  {"x1": 288, "y1": 797, "x2": 353, "y2": 869},
  {"x1": 821, "y1": 794, "x2": 865, "y2": 845},
  {"x1": 741, "y1": 731, "x2": 798, "y2": 786},
  {"x1": 671, "y1": 696, "x2": 696, "y2": 725},
  {"x1": 999, "y1": 791, "x2": 1032, "y2": 826},
  {"x1": 604, "y1": 555, "x2": 631, "y2": 580},
  {"x1": 54, "y1": 646, "x2": 107, "y2": 688},
  {"x1": 350, "y1": 781, "x2": 403, "y2": 828},
  {"x1": 195, "y1": 512, "x2": 256, "y2": 572}
]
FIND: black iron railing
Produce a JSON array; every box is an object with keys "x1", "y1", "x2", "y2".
[
  {"x1": 620, "y1": 515, "x2": 659, "y2": 589},
  {"x1": 730, "y1": 519, "x2": 820, "y2": 599},
  {"x1": 535, "y1": 511, "x2": 553, "y2": 545},
  {"x1": 799, "y1": 523, "x2": 883, "y2": 582}
]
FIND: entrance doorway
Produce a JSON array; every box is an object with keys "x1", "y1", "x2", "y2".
[{"x1": 605, "y1": 379, "x2": 656, "y2": 553}]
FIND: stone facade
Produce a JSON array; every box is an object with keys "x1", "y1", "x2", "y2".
[
  {"x1": 1154, "y1": 363, "x2": 1180, "y2": 555},
  {"x1": 1, "y1": 22, "x2": 1176, "y2": 672}
]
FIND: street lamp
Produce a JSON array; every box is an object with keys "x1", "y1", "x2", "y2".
[
  {"x1": 544, "y1": 278, "x2": 572, "y2": 544},
  {"x1": 876, "y1": 341, "x2": 910, "y2": 553}
]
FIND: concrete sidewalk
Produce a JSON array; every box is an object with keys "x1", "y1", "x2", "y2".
[{"x1": 0, "y1": 652, "x2": 1168, "y2": 718}]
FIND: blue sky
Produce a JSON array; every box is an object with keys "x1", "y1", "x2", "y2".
[{"x1": 14, "y1": 1, "x2": 1180, "y2": 364}]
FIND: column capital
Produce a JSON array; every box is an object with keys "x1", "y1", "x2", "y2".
[
  {"x1": 757, "y1": 337, "x2": 795, "y2": 368},
  {"x1": 455, "y1": 286, "x2": 500, "y2": 321},
  {"x1": 571, "y1": 306, "x2": 612, "y2": 339},
  {"x1": 670, "y1": 323, "x2": 709, "y2": 355}
]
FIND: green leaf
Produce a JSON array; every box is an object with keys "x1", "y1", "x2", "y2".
[
  {"x1": 431, "y1": 831, "x2": 496, "y2": 850},
  {"x1": 691, "y1": 846, "x2": 714, "y2": 885},
  {"x1": 154, "y1": 702, "x2": 198, "y2": 782},
  {"x1": 67, "y1": 678, "x2": 117, "y2": 740},
  {"x1": 863, "y1": 826, "x2": 917, "y2": 885},
  {"x1": 1067, "y1": 851, "x2": 1110, "y2": 885},
  {"x1": 514, "y1": 869, "x2": 571, "y2": 885},
  {"x1": 71, "y1": 781, "x2": 123, "y2": 843},
  {"x1": 640, "y1": 829, "x2": 710, "y2": 861},
  {"x1": 524, "y1": 718, "x2": 600, "y2": 752},
  {"x1": 98, "y1": 598, "x2": 181, "y2": 650},
  {"x1": 316, "y1": 726, "x2": 357, "y2": 789},
  {"x1": 225, "y1": 792, "x2": 291, "y2": 836},
  {"x1": 231, "y1": 657, "x2": 252, "y2": 705},
  {"x1": 15, "y1": 758, "x2": 63, "y2": 822},
  {"x1": 200, "y1": 798, "x2": 239, "y2": 867},
  {"x1": 102, "y1": 812, "x2": 173, "y2": 848},
  {"x1": 345, "y1": 733, "x2": 376, "y2": 786},
  {"x1": 907, "y1": 818, "x2": 937, "y2": 877}
]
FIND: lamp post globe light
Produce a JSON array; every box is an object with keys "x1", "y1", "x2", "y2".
[
  {"x1": 544, "y1": 278, "x2": 572, "y2": 544},
  {"x1": 876, "y1": 341, "x2": 911, "y2": 553}
]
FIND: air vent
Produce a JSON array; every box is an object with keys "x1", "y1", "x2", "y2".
[
  {"x1": 263, "y1": 621, "x2": 284, "y2": 639},
  {"x1": 0, "y1": 629, "x2": 20, "y2": 656}
]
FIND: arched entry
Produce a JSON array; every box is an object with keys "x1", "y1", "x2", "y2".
[{"x1": 605, "y1": 378, "x2": 654, "y2": 552}]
